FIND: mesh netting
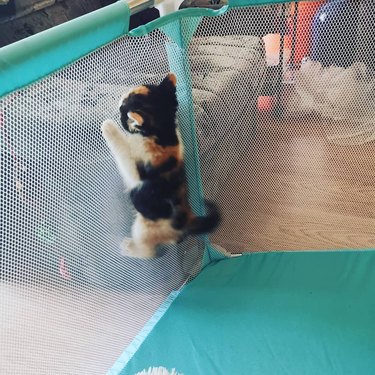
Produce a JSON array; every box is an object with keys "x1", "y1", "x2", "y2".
[
  {"x1": 191, "y1": 2, "x2": 375, "y2": 253},
  {"x1": 1, "y1": 1, "x2": 375, "y2": 373},
  {"x1": 0, "y1": 30, "x2": 202, "y2": 374}
]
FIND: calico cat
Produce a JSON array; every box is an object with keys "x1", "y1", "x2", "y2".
[{"x1": 101, "y1": 73, "x2": 220, "y2": 258}]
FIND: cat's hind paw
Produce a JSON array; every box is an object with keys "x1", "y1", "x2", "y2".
[
  {"x1": 120, "y1": 238, "x2": 156, "y2": 259},
  {"x1": 120, "y1": 237, "x2": 136, "y2": 257}
]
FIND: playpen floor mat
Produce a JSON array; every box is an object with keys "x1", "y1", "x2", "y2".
[{"x1": 118, "y1": 250, "x2": 375, "y2": 375}]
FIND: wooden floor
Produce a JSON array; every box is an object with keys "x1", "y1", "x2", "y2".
[{"x1": 212, "y1": 112, "x2": 375, "y2": 253}]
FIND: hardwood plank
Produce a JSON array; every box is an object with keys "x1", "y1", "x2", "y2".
[{"x1": 210, "y1": 113, "x2": 375, "y2": 252}]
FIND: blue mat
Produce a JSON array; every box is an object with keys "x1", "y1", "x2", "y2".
[{"x1": 117, "y1": 251, "x2": 375, "y2": 374}]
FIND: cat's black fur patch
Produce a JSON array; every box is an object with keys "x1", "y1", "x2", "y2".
[
  {"x1": 130, "y1": 182, "x2": 172, "y2": 220},
  {"x1": 120, "y1": 76, "x2": 179, "y2": 147},
  {"x1": 170, "y1": 209, "x2": 188, "y2": 230},
  {"x1": 130, "y1": 165, "x2": 185, "y2": 221}
]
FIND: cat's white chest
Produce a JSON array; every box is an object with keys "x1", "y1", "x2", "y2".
[{"x1": 128, "y1": 134, "x2": 153, "y2": 165}]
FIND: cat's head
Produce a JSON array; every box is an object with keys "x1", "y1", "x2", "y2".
[{"x1": 119, "y1": 73, "x2": 179, "y2": 146}]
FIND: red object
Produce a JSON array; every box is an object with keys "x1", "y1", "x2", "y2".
[
  {"x1": 286, "y1": 1, "x2": 325, "y2": 64},
  {"x1": 257, "y1": 96, "x2": 276, "y2": 112}
]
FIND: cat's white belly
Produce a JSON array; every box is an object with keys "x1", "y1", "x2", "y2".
[{"x1": 128, "y1": 133, "x2": 152, "y2": 165}]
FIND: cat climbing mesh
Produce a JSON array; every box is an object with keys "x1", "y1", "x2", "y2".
[{"x1": 1, "y1": 1, "x2": 375, "y2": 374}]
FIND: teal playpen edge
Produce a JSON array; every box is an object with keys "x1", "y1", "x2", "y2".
[
  {"x1": 0, "y1": 0, "x2": 316, "y2": 99},
  {"x1": 242, "y1": 248, "x2": 375, "y2": 255},
  {"x1": 0, "y1": 1, "x2": 130, "y2": 99},
  {"x1": 107, "y1": 248, "x2": 375, "y2": 374},
  {"x1": 161, "y1": 17, "x2": 222, "y2": 266},
  {"x1": 114, "y1": 250, "x2": 375, "y2": 375},
  {"x1": 0, "y1": 5, "x2": 228, "y2": 99},
  {"x1": 106, "y1": 289, "x2": 182, "y2": 375}
]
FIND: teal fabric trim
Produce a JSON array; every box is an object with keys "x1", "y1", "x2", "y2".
[
  {"x1": 202, "y1": 244, "x2": 227, "y2": 268},
  {"x1": 202, "y1": 247, "x2": 213, "y2": 267},
  {"x1": 206, "y1": 243, "x2": 229, "y2": 262},
  {"x1": 0, "y1": 1, "x2": 130, "y2": 99},
  {"x1": 121, "y1": 250, "x2": 375, "y2": 374},
  {"x1": 0, "y1": 3, "x2": 229, "y2": 99},
  {"x1": 1, "y1": 0, "x2": 304, "y2": 100},
  {"x1": 107, "y1": 290, "x2": 181, "y2": 375},
  {"x1": 162, "y1": 29, "x2": 205, "y2": 216},
  {"x1": 162, "y1": 21, "x2": 212, "y2": 264},
  {"x1": 0, "y1": 0, "x2": 316, "y2": 99},
  {"x1": 162, "y1": 17, "x2": 201, "y2": 49}
]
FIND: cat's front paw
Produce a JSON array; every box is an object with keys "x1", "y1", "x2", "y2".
[{"x1": 101, "y1": 119, "x2": 119, "y2": 139}]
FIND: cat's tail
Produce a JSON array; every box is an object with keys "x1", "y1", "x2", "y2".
[{"x1": 187, "y1": 200, "x2": 221, "y2": 236}]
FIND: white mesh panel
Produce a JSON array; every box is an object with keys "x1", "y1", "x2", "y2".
[
  {"x1": 0, "y1": 30, "x2": 201, "y2": 374},
  {"x1": 190, "y1": 3, "x2": 375, "y2": 253}
]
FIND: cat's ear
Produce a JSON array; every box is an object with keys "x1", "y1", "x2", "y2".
[{"x1": 159, "y1": 73, "x2": 177, "y2": 92}]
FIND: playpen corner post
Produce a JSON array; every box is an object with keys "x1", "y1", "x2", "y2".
[{"x1": 161, "y1": 18, "x2": 219, "y2": 265}]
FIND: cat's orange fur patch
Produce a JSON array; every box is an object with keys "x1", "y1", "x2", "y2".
[
  {"x1": 166, "y1": 73, "x2": 177, "y2": 87},
  {"x1": 131, "y1": 86, "x2": 150, "y2": 96},
  {"x1": 144, "y1": 138, "x2": 182, "y2": 167}
]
